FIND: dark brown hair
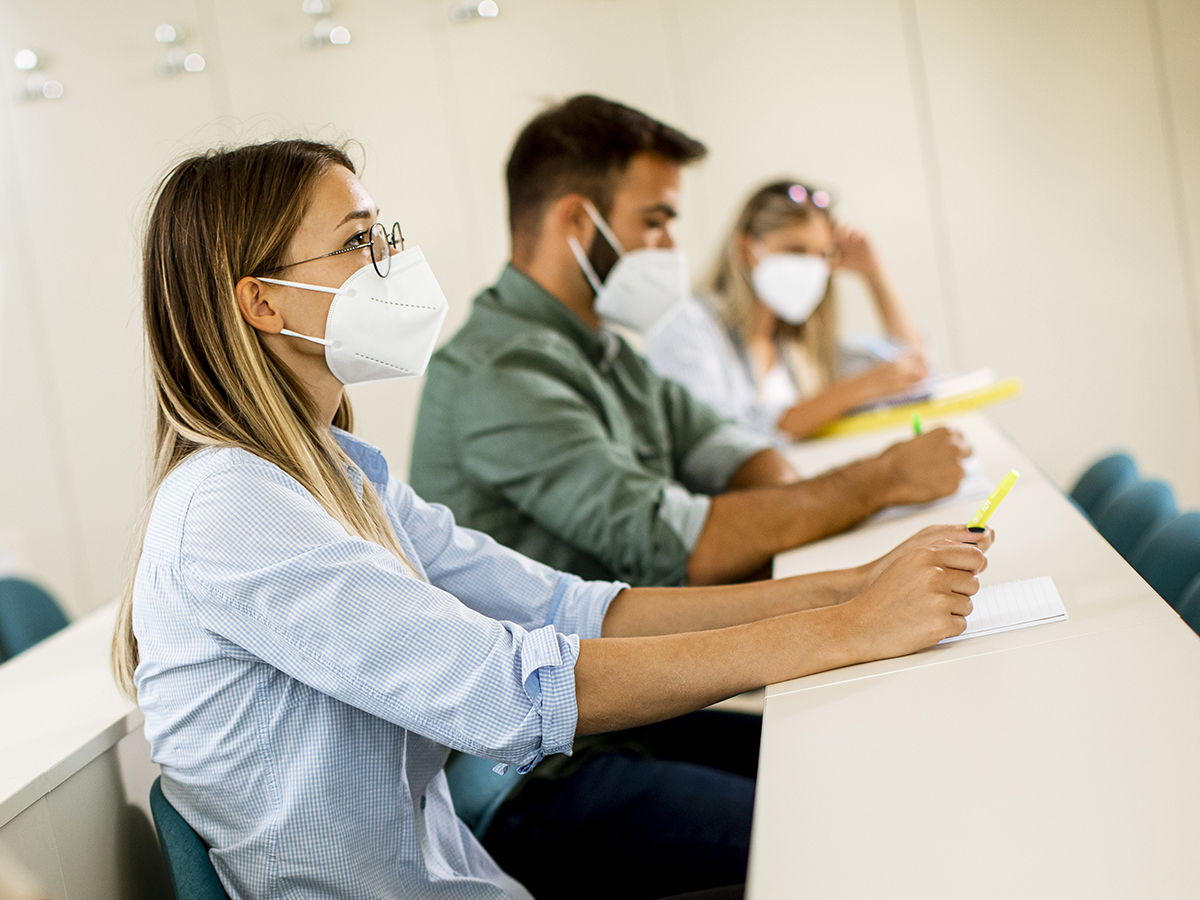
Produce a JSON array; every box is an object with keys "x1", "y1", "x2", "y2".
[{"x1": 505, "y1": 94, "x2": 706, "y2": 246}]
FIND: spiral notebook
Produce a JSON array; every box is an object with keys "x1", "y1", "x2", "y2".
[{"x1": 940, "y1": 576, "x2": 1068, "y2": 644}]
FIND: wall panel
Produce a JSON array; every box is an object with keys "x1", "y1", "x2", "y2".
[
  {"x1": 671, "y1": 0, "x2": 953, "y2": 366},
  {"x1": 0, "y1": 0, "x2": 218, "y2": 614},
  {"x1": 913, "y1": 0, "x2": 1200, "y2": 503}
]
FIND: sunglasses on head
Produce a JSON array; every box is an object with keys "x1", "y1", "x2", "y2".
[{"x1": 768, "y1": 182, "x2": 832, "y2": 210}]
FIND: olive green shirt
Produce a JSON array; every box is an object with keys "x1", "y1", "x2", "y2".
[{"x1": 411, "y1": 265, "x2": 773, "y2": 587}]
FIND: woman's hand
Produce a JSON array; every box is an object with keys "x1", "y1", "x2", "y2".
[
  {"x1": 858, "y1": 524, "x2": 995, "y2": 588},
  {"x1": 832, "y1": 225, "x2": 881, "y2": 277},
  {"x1": 840, "y1": 540, "x2": 988, "y2": 659},
  {"x1": 856, "y1": 354, "x2": 928, "y2": 401}
]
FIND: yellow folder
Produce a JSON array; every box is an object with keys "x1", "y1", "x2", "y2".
[{"x1": 810, "y1": 377, "x2": 1023, "y2": 439}]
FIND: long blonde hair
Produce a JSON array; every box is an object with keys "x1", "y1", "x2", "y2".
[
  {"x1": 702, "y1": 180, "x2": 839, "y2": 390},
  {"x1": 112, "y1": 140, "x2": 413, "y2": 698}
]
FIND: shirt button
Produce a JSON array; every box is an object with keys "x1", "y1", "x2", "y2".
[{"x1": 420, "y1": 794, "x2": 426, "y2": 811}]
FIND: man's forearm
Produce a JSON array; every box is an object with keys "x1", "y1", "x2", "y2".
[{"x1": 687, "y1": 455, "x2": 898, "y2": 586}]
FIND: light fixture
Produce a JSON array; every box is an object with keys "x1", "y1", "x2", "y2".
[
  {"x1": 155, "y1": 24, "x2": 205, "y2": 77},
  {"x1": 451, "y1": 0, "x2": 500, "y2": 22},
  {"x1": 14, "y1": 49, "x2": 63, "y2": 101},
  {"x1": 303, "y1": 0, "x2": 352, "y2": 49}
]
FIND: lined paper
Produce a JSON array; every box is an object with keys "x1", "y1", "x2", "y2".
[{"x1": 940, "y1": 576, "x2": 1068, "y2": 644}]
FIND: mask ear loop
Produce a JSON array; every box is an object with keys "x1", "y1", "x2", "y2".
[
  {"x1": 580, "y1": 199, "x2": 626, "y2": 255},
  {"x1": 567, "y1": 236, "x2": 605, "y2": 296},
  {"x1": 258, "y1": 275, "x2": 345, "y2": 347},
  {"x1": 569, "y1": 198, "x2": 626, "y2": 296}
]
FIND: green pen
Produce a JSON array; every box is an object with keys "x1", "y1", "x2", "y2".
[{"x1": 912, "y1": 413, "x2": 923, "y2": 436}]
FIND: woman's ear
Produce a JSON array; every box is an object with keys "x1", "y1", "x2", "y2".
[
  {"x1": 737, "y1": 233, "x2": 758, "y2": 272},
  {"x1": 235, "y1": 277, "x2": 284, "y2": 334}
]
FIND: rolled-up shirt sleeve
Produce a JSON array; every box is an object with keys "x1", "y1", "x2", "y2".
[
  {"x1": 679, "y1": 423, "x2": 776, "y2": 495},
  {"x1": 178, "y1": 458, "x2": 582, "y2": 770}
]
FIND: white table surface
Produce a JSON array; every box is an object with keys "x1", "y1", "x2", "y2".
[
  {"x1": 0, "y1": 601, "x2": 141, "y2": 828},
  {"x1": 751, "y1": 413, "x2": 1200, "y2": 897}
]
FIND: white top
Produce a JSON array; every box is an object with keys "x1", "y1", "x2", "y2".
[{"x1": 645, "y1": 297, "x2": 800, "y2": 438}]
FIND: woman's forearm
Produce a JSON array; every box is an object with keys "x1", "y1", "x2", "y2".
[
  {"x1": 599, "y1": 567, "x2": 868, "y2": 638},
  {"x1": 577, "y1": 540, "x2": 985, "y2": 734},
  {"x1": 864, "y1": 266, "x2": 923, "y2": 354},
  {"x1": 776, "y1": 376, "x2": 877, "y2": 439},
  {"x1": 578, "y1": 607, "x2": 859, "y2": 733}
]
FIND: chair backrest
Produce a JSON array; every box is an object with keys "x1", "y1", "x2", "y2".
[
  {"x1": 1070, "y1": 452, "x2": 1138, "y2": 521},
  {"x1": 1093, "y1": 479, "x2": 1178, "y2": 561},
  {"x1": 1129, "y1": 512, "x2": 1200, "y2": 609},
  {"x1": 0, "y1": 577, "x2": 70, "y2": 659},
  {"x1": 149, "y1": 777, "x2": 230, "y2": 900},
  {"x1": 1176, "y1": 572, "x2": 1200, "y2": 636}
]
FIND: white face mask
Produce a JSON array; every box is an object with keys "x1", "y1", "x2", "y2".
[
  {"x1": 566, "y1": 199, "x2": 688, "y2": 334},
  {"x1": 750, "y1": 250, "x2": 831, "y2": 325},
  {"x1": 260, "y1": 246, "x2": 449, "y2": 385}
]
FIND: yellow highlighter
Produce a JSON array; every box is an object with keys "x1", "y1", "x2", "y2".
[{"x1": 967, "y1": 469, "x2": 1020, "y2": 531}]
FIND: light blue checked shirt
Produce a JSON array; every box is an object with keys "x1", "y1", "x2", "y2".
[{"x1": 133, "y1": 429, "x2": 624, "y2": 900}]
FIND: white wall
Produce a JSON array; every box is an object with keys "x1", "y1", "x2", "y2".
[{"x1": 0, "y1": 0, "x2": 1197, "y2": 618}]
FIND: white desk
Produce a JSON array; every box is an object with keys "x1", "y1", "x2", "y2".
[
  {"x1": 750, "y1": 414, "x2": 1200, "y2": 898},
  {"x1": 0, "y1": 602, "x2": 165, "y2": 900}
]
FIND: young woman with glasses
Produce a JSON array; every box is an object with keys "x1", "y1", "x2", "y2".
[
  {"x1": 112, "y1": 140, "x2": 990, "y2": 900},
  {"x1": 645, "y1": 181, "x2": 929, "y2": 441}
]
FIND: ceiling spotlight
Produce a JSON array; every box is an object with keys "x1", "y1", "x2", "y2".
[
  {"x1": 451, "y1": 1, "x2": 500, "y2": 22},
  {"x1": 303, "y1": 1, "x2": 351, "y2": 49},
  {"x1": 15, "y1": 49, "x2": 64, "y2": 101},
  {"x1": 155, "y1": 24, "x2": 205, "y2": 77}
]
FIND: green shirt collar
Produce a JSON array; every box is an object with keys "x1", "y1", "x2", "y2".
[{"x1": 491, "y1": 264, "x2": 618, "y2": 368}]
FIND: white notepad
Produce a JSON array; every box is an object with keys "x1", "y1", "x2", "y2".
[{"x1": 940, "y1": 575, "x2": 1068, "y2": 644}]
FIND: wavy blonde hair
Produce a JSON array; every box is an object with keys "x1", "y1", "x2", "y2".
[
  {"x1": 702, "y1": 180, "x2": 839, "y2": 391},
  {"x1": 112, "y1": 140, "x2": 413, "y2": 698}
]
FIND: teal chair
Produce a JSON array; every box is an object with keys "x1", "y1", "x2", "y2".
[
  {"x1": 149, "y1": 777, "x2": 230, "y2": 900},
  {"x1": 1176, "y1": 573, "x2": 1200, "y2": 636},
  {"x1": 1071, "y1": 452, "x2": 1138, "y2": 522},
  {"x1": 1130, "y1": 512, "x2": 1200, "y2": 609},
  {"x1": 0, "y1": 577, "x2": 69, "y2": 659},
  {"x1": 1093, "y1": 480, "x2": 1177, "y2": 561}
]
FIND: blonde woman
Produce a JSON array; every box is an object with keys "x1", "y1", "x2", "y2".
[
  {"x1": 112, "y1": 140, "x2": 990, "y2": 900},
  {"x1": 645, "y1": 181, "x2": 928, "y2": 440}
]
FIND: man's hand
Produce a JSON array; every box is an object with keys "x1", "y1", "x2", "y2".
[
  {"x1": 877, "y1": 427, "x2": 971, "y2": 506},
  {"x1": 859, "y1": 524, "x2": 994, "y2": 587},
  {"x1": 838, "y1": 540, "x2": 987, "y2": 660}
]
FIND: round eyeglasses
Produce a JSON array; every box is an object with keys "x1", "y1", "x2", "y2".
[{"x1": 262, "y1": 221, "x2": 405, "y2": 279}]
